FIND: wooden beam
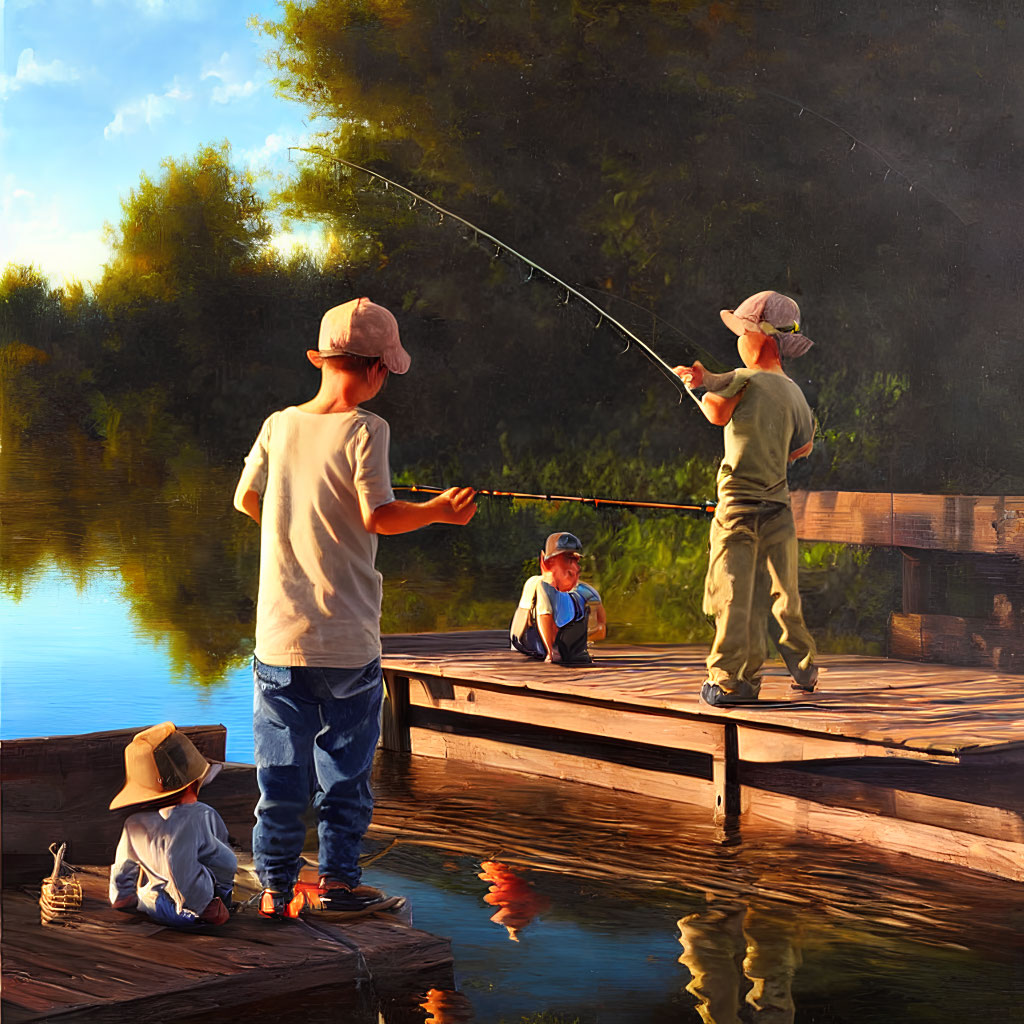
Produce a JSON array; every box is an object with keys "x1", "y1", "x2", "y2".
[
  {"x1": 735, "y1": 722, "x2": 959, "y2": 764},
  {"x1": 744, "y1": 787, "x2": 1024, "y2": 881},
  {"x1": 380, "y1": 670, "x2": 410, "y2": 753},
  {"x1": 791, "y1": 490, "x2": 894, "y2": 547},
  {"x1": 406, "y1": 677, "x2": 725, "y2": 755},
  {"x1": 791, "y1": 490, "x2": 1024, "y2": 556},
  {"x1": 712, "y1": 721, "x2": 740, "y2": 821},
  {"x1": 409, "y1": 728, "x2": 716, "y2": 808}
]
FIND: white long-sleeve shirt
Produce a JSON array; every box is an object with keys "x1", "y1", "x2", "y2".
[{"x1": 109, "y1": 802, "x2": 237, "y2": 918}]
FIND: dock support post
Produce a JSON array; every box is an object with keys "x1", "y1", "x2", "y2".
[
  {"x1": 380, "y1": 671, "x2": 410, "y2": 753},
  {"x1": 712, "y1": 722, "x2": 740, "y2": 821}
]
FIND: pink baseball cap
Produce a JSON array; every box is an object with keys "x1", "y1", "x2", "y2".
[
  {"x1": 720, "y1": 290, "x2": 814, "y2": 358},
  {"x1": 317, "y1": 297, "x2": 411, "y2": 374}
]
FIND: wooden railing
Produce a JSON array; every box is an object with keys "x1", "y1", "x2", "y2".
[{"x1": 792, "y1": 491, "x2": 1024, "y2": 671}]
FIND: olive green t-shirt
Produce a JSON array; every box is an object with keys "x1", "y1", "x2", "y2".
[{"x1": 715, "y1": 369, "x2": 814, "y2": 508}]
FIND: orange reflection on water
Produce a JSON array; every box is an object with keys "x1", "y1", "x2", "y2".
[
  {"x1": 419, "y1": 987, "x2": 474, "y2": 1023},
  {"x1": 478, "y1": 860, "x2": 550, "y2": 942}
]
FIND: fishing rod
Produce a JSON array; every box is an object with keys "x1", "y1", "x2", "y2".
[
  {"x1": 762, "y1": 90, "x2": 971, "y2": 227},
  {"x1": 289, "y1": 147, "x2": 692, "y2": 397},
  {"x1": 394, "y1": 484, "x2": 715, "y2": 516}
]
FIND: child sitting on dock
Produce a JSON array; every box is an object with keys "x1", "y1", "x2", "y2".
[
  {"x1": 510, "y1": 531, "x2": 606, "y2": 664},
  {"x1": 109, "y1": 722, "x2": 236, "y2": 929},
  {"x1": 233, "y1": 297, "x2": 477, "y2": 919}
]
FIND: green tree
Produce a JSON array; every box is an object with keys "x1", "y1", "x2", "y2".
[
  {"x1": 98, "y1": 142, "x2": 271, "y2": 307},
  {"x1": 257, "y1": 0, "x2": 1024, "y2": 494}
]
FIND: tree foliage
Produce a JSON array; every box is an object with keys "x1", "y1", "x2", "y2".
[
  {"x1": 6, "y1": 1, "x2": 1024, "y2": 681},
  {"x1": 256, "y1": 0, "x2": 1024, "y2": 493}
]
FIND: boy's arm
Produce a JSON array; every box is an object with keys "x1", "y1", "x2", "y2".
[
  {"x1": 536, "y1": 612, "x2": 561, "y2": 663},
  {"x1": 363, "y1": 486, "x2": 477, "y2": 535},
  {"x1": 233, "y1": 418, "x2": 271, "y2": 522},
  {"x1": 672, "y1": 362, "x2": 743, "y2": 425},
  {"x1": 789, "y1": 439, "x2": 813, "y2": 462},
  {"x1": 109, "y1": 829, "x2": 140, "y2": 910},
  {"x1": 235, "y1": 488, "x2": 261, "y2": 524},
  {"x1": 589, "y1": 602, "x2": 608, "y2": 641}
]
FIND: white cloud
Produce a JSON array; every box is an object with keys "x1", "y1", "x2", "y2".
[
  {"x1": 209, "y1": 79, "x2": 256, "y2": 104},
  {"x1": 201, "y1": 52, "x2": 258, "y2": 105},
  {"x1": 0, "y1": 48, "x2": 80, "y2": 99},
  {"x1": 242, "y1": 132, "x2": 287, "y2": 166},
  {"x1": 103, "y1": 80, "x2": 191, "y2": 138},
  {"x1": 1, "y1": 177, "x2": 108, "y2": 285},
  {"x1": 239, "y1": 130, "x2": 313, "y2": 172}
]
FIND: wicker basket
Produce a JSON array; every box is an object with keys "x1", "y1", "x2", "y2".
[{"x1": 40, "y1": 878, "x2": 84, "y2": 926}]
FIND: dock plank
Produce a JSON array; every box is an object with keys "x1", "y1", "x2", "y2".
[
  {"x1": 381, "y1": 630, "x2": 1024, "y2": 877},
  {"x1": 383, "y1": 631, "x2": 1024, "y2": 760},
  {"x1": 1, "y1": 866, "x2": 452, "y2": 1023}
]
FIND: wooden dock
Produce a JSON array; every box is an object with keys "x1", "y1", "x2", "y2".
[
  {"x1": 1, "y1": 868, "x2": 451, "y2": 1024},
  {"x1": 380, "y1": 631, "x2": 1024, "y2": 881},
  {"x1": 1, "y1": 727, "x2": 454, "y2": 1023}
]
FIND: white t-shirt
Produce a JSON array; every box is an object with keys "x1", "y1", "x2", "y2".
[
  {"x1": 234, "y1": 406, "x2": 395, "y2": 668},
  {"x1": 516, "y1": 576, "x2": 581, "y2": 628}
]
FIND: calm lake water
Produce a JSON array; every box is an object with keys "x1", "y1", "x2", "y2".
[{"x1": 4, "y1": 562, "x2": 1024, "y2": 1023}]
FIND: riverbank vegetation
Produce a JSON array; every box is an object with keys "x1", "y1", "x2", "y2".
[{"x1": 4, "y1": 0, "x2": 1018, "y2": 682}]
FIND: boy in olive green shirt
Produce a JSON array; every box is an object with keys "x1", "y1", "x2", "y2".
[{"x1": 674, "y1": 291, "x2": 817, "y2": 705}]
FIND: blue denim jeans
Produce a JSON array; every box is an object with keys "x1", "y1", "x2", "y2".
[
  {"x1": 146, "y1": 889, "x2": 219, "y2": 929},
  {"x1": 252, "y1": 657, "x2": 383, "y2": 893}
]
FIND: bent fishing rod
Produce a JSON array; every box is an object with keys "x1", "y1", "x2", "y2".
[
  {"x1": 290, "y1": 148, "x2": 702, "y2": 399},
  {"x1": 394, "y1": 484, "x2": 715, "y2": 516}
]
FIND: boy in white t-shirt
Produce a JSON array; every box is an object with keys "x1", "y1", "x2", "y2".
[
  {"x1": 510, "y1": 531, "x2": 606, "y2": 665},
  {"x1": 233, "y1": 298, "x2": 476, "y2": 918}
]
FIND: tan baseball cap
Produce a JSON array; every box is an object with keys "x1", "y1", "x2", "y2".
[
  {"x1": 317, "y1": 297, "x2": 411, "y2": 374},
  {"x1": 720, "y1": 290, "x2": 814, "y2": 358},
  {"x1": 109, "y1": 722, "x2": 221, "y2": 810}
]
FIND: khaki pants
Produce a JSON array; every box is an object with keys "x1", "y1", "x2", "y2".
[{"x1": 703, "y1": 502, "x2": 816, "y2": 692}]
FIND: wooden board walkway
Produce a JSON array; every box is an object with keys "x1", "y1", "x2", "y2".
[
  {"x1": 1, "y1": 727, "x2": 455, "y2": 1023},
  {"x1": 1, "y1": 866, "x2": 452, "y2": 1024},
  {"x1": 380, "y1": 631, "x2": 1024, "y2": 881}
]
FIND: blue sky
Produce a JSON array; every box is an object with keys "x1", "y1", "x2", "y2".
[{"x1": 1, "y1": 0, "x2": 319, "y2": 286}]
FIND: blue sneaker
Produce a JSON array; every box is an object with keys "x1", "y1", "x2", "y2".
[{"x1": 700, "y1": 680, "x2": 759, "y2": 706}]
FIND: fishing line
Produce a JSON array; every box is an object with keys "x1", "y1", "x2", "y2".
[
  {"x1": 394, "y1": 484, "x2": 715, "y2": 516},
  {"x1": 576, "y1": 284, "x2": 728, "y2": 368},
  {"x1": 288, "y1": 147, "x2": 691, "y2": 397},
  {"x1": 762, "y1": 90, "x2": 971, "y2": 227}
]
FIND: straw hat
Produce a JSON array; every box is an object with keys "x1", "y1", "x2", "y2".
[{"x1": 109, "y1": 722, "x2": 222, "y2": 810}]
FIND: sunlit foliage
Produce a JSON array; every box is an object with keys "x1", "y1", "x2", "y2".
[{"x1": 8, "y1": 1, "x2": 1023, "y2": 681}]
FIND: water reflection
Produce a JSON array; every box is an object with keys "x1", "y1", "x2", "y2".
[
  {"x1": 478, "y1": 860, "x2": 550, "y2": 942},
  {"x1": 678, "y1": 901, "x2": 801, "y2": 1024},
  {"x1": 419, "y1": 988, "x2": 475, "y2": 1024},
  {"x1": 362, "y1": 753, "x2": 1024, "y2": 1024}
]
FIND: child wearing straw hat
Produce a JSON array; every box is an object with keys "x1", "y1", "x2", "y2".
[
  {"x1": 109, "y1": 722, "x2": 237, "y2": 928},
  {"x1": 674, "y1": 290, "x2": 818, "y2": 706}
]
